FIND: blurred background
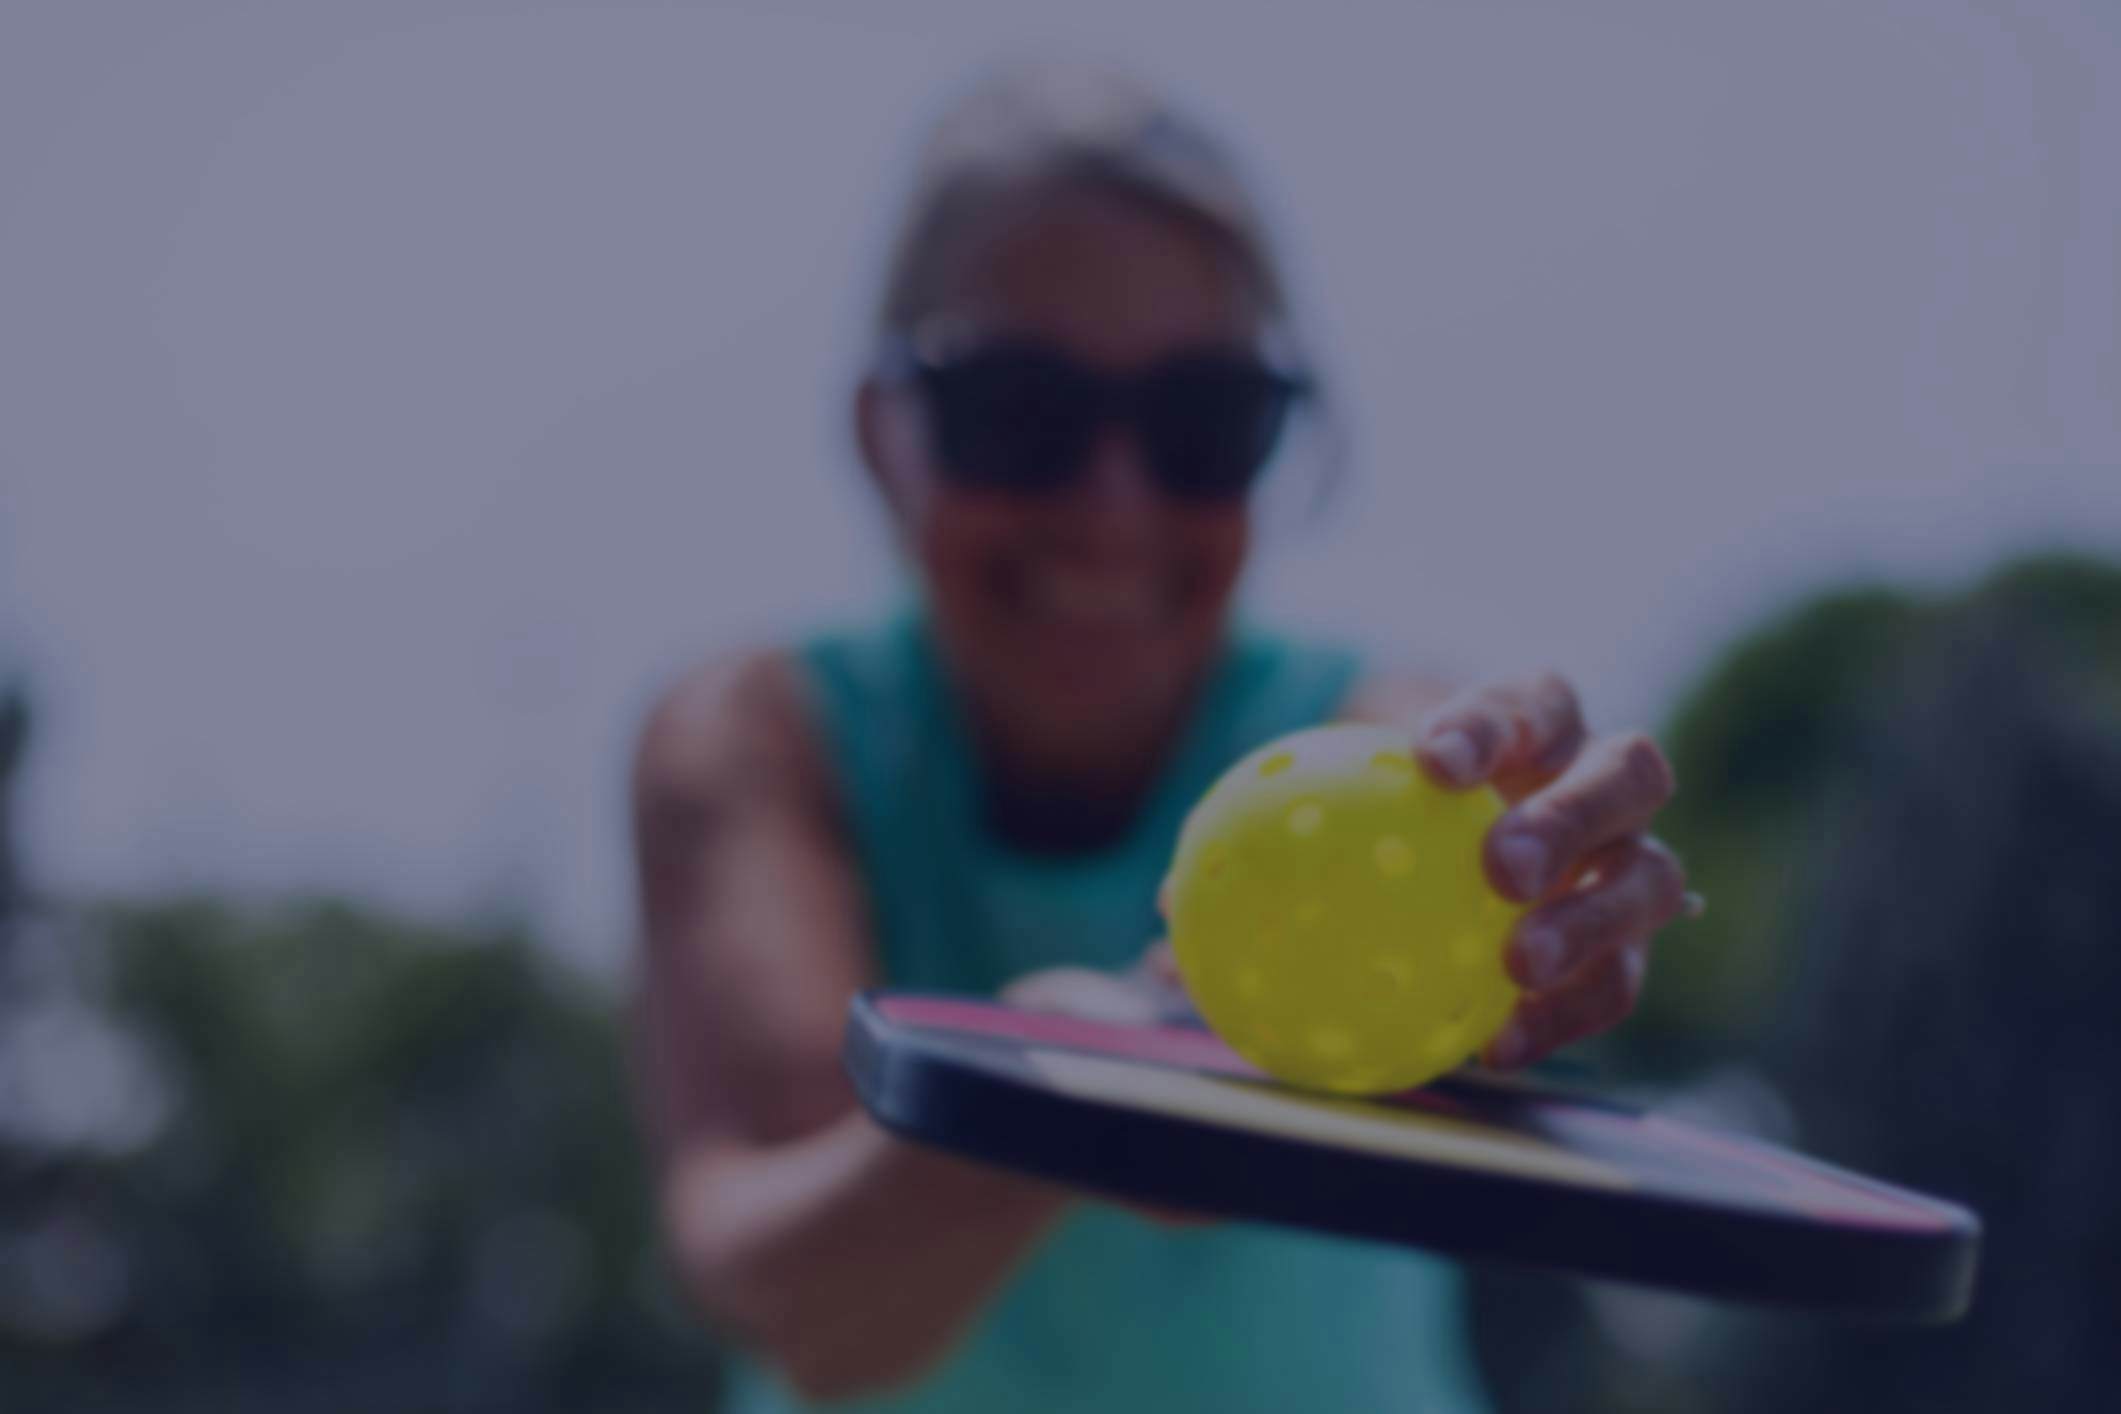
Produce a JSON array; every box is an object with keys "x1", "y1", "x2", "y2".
[{"x1": 3, "y1": 1, "x2": 2116, "y2": 1410}]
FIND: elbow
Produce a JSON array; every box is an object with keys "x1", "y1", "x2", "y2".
[
  {"x1": 662, "y1": 1194, "x2": 780, "y2": 1362},
  {"x1": 660, "y1": 1158, "x2": 775, "y2": 1351},
  {"x1": 677, "y1": 1260, "x2": 952, "y2": 1405},
  {"x1": 663, "y1": 1184, "x2": 951, "y2": 1404}
]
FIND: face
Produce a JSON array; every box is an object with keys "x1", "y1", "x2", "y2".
[{"x1": 860, "y1": 188, "x2": 1261, "y2": 767}]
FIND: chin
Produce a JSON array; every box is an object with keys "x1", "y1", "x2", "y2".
[
  {"x1": 929, "y1": 559, "x2": 1238, "y2": 737},
  {"x1": 997, "y1": 611, "x2": 1221, "y2": 733}
]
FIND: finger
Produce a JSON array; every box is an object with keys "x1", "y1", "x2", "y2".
[
  {"x1": 1505, "y1": 836, "x2": 1688, "y2": 991},
  {"x1": 1484, "y1": 732, "x2": 1675, "y2": 902},
  {"x1": 1136, "y1": 939, "x2": 1183, "y2": 988},
  {"x1": 1484, "y1": 937, "x2": 1649, "y2": 1070},
  {"x1": 1485, "y1": 673, "x2": 1592, "y2": 800},
  {"x1": 1001, "y1": 969, "x2": 1165, "y2": 1026},
  {"x1": 1128, "y1": 941, "x2": 1202, "y2": 1025},
  {"x1": 1414, "y1": 673, "x2": 1586, "y2": 794}
]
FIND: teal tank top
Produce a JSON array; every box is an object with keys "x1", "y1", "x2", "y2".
[{"x1": 724, "y1": 611, "x2": 1491, "y2": 1414}]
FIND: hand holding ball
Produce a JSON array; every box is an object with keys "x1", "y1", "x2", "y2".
[{"x1": 1165, "y1": 724, "x2": 1523, "y2": 1094}]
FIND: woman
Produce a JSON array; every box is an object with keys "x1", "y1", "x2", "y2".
[{"x1": 632, "y1": 64, "x2": 1688, "y2": 1413}]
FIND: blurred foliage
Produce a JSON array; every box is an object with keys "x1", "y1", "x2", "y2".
[
  {"x1": 1620, "y1": 550, "x2": 2121, "y2": 1075},
  {"x1": 1718, "y1": 569, "x2": 2121, "y2": 1410},
  {"x1": 0, "y1": 899, "x2": 721, "y2": 1413},
  {"x1": 1476, "y1": 549, "x2": 2121, "y2": 1412},
  {"x1": 1628, "y1": 584, "x2": 1925, "y2": 1067}
]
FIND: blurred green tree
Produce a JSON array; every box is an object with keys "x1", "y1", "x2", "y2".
[
  {"x1": 1716, "y1": 574, "x2": 2121, "y2": 1411},
  {"x1": 1473, "y1": 549, "x2": 2121, "y2": 1413},
  {"x1": 1621, "y1": 551, "x2": 2121, "y2": 1076},
  {"x1": 1, "y1": 898, "x2": 722, "y2": 1413}
]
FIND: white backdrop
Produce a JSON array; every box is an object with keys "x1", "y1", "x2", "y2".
[{"x1": 4, "y1": 0, "x2": 2116, "y2": 976}]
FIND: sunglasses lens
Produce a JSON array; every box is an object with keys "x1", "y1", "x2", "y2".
[
  {"x1": 922, "y1": 347, "x2": 1099, "y2": 493},
  {"x1": 1137, "y1": 356, "x2": 1297, "y2": 501},
  {"x1": 914, "y1": 342, "x2": 1300, "y2": 501}
]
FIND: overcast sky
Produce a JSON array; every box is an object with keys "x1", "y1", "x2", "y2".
[{"x1": 4, "y1": 0, "x2": 2116, "y2": 978}]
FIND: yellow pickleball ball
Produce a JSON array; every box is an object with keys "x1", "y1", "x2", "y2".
[{"x1": 1166, "y1": 723, "x2": 1524, "y2": 1095}]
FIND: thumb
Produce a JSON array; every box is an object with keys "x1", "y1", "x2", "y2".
[
  {"x1": 1137, "y1": 939, "x2": 1182, "y2": 988},
  {"x1": 1001, "y1": 968, "x2": 1167, "y2": 1026}
]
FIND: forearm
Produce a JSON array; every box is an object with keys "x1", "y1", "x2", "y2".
[{"x1": 662, "y1": 1108, "x2": 1069, "y2": 1402}]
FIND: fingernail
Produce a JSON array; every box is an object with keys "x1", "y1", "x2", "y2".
[
  {"x1": 1512, "y1": 925, "x2": 1564, "y2": 989},
  {"x1": 1424, "y1": 729, "x2": 1480, "y2": 785},
  {"x1": 1682, "y1": 891, "x2": 1707, "y2": 920},
  {"x1": 1495, "y1": 831, "x2": 1551, "y2": 900},
  {"x1": 1488, "y1": 1019, "x2": 1532, "y2": 1070}
]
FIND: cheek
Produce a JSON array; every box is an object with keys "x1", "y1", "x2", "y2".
[
  {"x1": 907, "y1": 496, "x2": 1024, "y2": 600},
  {"x1": 1179, "y1": 511, "x2": 1252, "y2": 609}
]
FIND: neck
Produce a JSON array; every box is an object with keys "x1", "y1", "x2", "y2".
[{"x1": 965, "y1": 685, "x2": 1201, "y2": 857}]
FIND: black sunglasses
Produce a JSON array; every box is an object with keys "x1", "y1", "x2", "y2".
[{"x1": 881, "y1": 334, "x2": 1310, "y2": 502}]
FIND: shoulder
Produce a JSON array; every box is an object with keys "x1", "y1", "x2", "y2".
[{"x1": 632, "y1": 648, "x2": 826, "y2": 814}]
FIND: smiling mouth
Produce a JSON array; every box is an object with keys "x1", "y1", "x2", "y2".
[{"x1": 1001, "y1": 560, "x2": 1188, "y2": 631}]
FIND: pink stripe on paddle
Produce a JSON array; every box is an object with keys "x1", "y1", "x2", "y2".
[
  {"x1": 877, "y1": 995, "x2": 1265, "y2": 1077},
  {"x1": 871, "y1": 995, "x2": 1473, "y2": 1118},
  {"x1": 1635, "y1": 1114, "x2": 1961, "y2": 1232}
]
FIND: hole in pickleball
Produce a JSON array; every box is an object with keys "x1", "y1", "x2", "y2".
[
  {"x1": 1259, "y1": 751, "x2": 1295, "y2": 778},
  {"x1": 1373, "y1": 835, "x2": 1413, "y2": 876},
  {"x1": 1287, "y1": 802, "x2": 1325, "y2": 837}
]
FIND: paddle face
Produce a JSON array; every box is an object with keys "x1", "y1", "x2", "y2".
[{"x1": 845, "y1": 992, "x2": 1981, "y2": 1324}]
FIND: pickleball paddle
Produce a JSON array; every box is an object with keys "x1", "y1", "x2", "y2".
[{"x1": 844, "y1": 991, "x2": 1980, "y2": 1323}]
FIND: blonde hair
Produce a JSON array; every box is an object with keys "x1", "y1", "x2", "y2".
[{"x1": 875, "y1": 61, "x2": 1293, "y2": 338}]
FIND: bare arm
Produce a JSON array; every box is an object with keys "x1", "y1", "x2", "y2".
[{"x1": 630, "y1": 652, "x2": 1068, "y2": 1402}]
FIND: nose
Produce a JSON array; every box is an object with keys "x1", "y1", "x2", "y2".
[{"x1": 1064, "y1": 423, "x2": 1161, "y2": 529}]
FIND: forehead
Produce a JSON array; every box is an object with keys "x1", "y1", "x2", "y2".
[{"x1": 940, "y1": 187, "x2": 1262, "y2": 369}]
